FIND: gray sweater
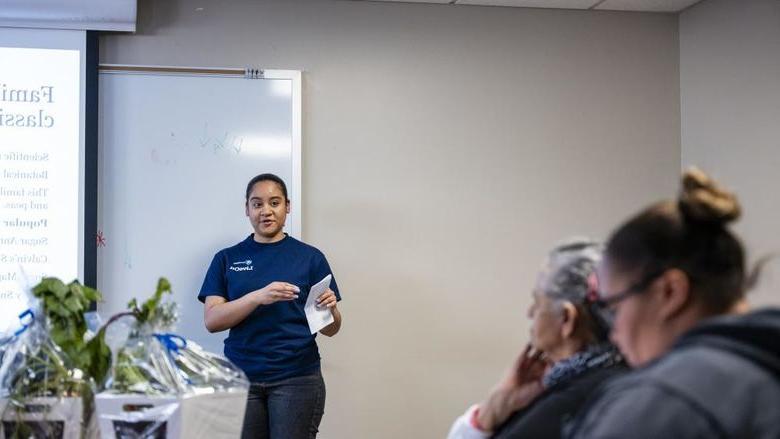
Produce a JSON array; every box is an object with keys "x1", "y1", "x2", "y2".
[{"x1": 565, "y1": 308, "x2": 780, "y2": 439}]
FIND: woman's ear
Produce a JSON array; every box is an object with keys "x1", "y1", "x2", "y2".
[
  {"x1": 560, "y1": 301, "x2": 579, "y2": 339},
  {"x1": 657, "y1": 268, "x2": 692, "y2": 320}
]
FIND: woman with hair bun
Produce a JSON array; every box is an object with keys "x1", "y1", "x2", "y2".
[
  {"x1": 448, "y1": 238, "x2": 625, "y2": 439},
  {"x1": 566, "y1": 168, "x2": 780, "y2": 439}
]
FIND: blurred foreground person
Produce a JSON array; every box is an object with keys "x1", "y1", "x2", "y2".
[
  {"x1": 449, "y1": 239, "x2": 624, "y2": 439},
  {"x1": 567, "y1": 168, "x2": 780, "y2": 439}
]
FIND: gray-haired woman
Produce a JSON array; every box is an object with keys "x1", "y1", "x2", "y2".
[{"x1": 448, "y1": 239, "x2": 625, "y2": 439}]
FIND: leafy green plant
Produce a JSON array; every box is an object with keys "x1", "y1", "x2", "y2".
[
  {"x1": 4, "y1": 344, "x2": 93, "y2": 439},
  {"x1": 127, "y1": 277, "x2": 174, "y2": 327},
  {"x1": 31, "y1": 278, "x2": 111, "y2": 385},
  {"x1": 3, "y1": 277, "x2": 107, "y2": 439},
  {"x1": 108, "y1": 277, "x2": 178, "y2": 394},
  {"x1": 111, "y1": 349, "x2": 150, "y2": 393}
]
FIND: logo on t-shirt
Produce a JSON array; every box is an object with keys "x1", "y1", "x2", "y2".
[{"x1": 229, "y1": 259, "x2": 253, "y2": 272}]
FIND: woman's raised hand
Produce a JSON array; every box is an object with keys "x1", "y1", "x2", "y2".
[
  {"x1": 477, "y1": 344, "x2": 550, "y2": 431},
  {"x1": 252, "y1": 282, "x2": 300, "y2": 305}
]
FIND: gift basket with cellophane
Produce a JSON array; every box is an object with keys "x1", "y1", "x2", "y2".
[{"x1": 95, "y1": 278, "x2": 248, "y2": 439}]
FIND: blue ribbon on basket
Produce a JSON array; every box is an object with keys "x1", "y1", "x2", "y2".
[
  {"x1": 1, "y1": 309, "x2": 35, "y2": 346},
  {"x1": 13, "y1": 309, "x2": 34, "y2": 337},
  {"x1": 153, "y1": 333, "x2": 187, "y2": 354},
  {"x1": 153, "y1": 332, "x2": 193, "y2": 385}
]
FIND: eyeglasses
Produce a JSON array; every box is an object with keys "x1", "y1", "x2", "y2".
[{"x1": 593, "y1": 268, "x2": 666, "y2": 312}]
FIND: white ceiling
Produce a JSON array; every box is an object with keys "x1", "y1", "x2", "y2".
[{"x1": 357, "y1": 0, "x2": 704, "y2": 13}]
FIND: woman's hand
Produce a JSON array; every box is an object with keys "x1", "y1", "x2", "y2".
[
  {"x1": 317, "y1": 288, "x2": 338, "y2": 309},
  {"x1": 252, "y1": 282, "x2": 300, "y2": 305},
  {"x1": 502, "y1": 343, "x2": 549, "y2": 390},
  {"x1": 319, "y1": 289, "x2": 342, "y2": 336},
  {"x1": 477, "y1": 344, "x2": 550, "y2": 431}
]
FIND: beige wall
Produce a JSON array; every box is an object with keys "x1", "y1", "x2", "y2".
[
  {"x1": 680, "y1": 0, "x2": 780, "y2": 307},
  {"x1": 100, "y1": 1, "x2": 680, "y2": 437}
]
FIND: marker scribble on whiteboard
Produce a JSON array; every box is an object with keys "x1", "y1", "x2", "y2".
[
  {"x1": 232, "y1": 136, "x2": 243, "y2": 155},
  {"x1": 124, "y1": 236, "x2": 132, "y2": 269},
  {"x1": 151, "y1": 148, "x2": 173, "y2": 166},
  {"x1": 213, "y1": 132, "x2": 227, "y2": 154},
  {"x1": 199, "y1": 123, "x2": 211, "y2": 148},
  {"x1": 197, "y1": 122, "x2": 245, "y2": 156}
]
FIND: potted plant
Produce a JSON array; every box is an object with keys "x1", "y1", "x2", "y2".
[
  {"x1": 1, "y1": 278, "x2": 110, "y2": 439},
  {"x1": 95, "y1": 278, "x2": 248, "y2": 439}
]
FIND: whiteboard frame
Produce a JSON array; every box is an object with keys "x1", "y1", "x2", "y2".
[{"x1": 98, "y1": 64, "x2": 303, "y2": 239}]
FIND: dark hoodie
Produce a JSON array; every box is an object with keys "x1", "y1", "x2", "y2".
[{"x1": 565, "y1": 308, "x2": 780, "y2": 439}]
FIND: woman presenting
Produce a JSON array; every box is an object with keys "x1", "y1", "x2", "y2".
[{"x1": 198, "y1": 173, "x2": 341, "y2": 439}]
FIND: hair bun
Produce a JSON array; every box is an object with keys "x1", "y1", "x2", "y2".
[{"x1": 679, "y1": 167, "x2": 741, "y2": 224}]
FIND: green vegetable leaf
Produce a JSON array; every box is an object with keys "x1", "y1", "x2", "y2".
[
  {"x1": 129, "y1": 277, "x2": 173, "y2": 324},
  {"x1": 64, "y1": 296, "x2": 84, "y2": 313},
  {"x1": 51, "y1": 302, "x2": 70, "y2": 318},
  {"x1": 29, "y1": 277, "x2": 111, "y2": 393},
  {"x1": 83, "y1": 285, "x2": 102, "y2": 302},
  {"x1": 51, "y1": 327, "x2": 68, "y2": 346},
  {"x1": 32, "y1": 277, "x2": 68, "y2": 300}
]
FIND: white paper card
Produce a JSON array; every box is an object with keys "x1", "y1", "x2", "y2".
[{"x1": 304, "y1": 274, "x2": 334, "y2": 334}]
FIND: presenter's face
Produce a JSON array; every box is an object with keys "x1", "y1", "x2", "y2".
[{"x1": 246, "y1": 181, "x2": 289, "y2": 243}]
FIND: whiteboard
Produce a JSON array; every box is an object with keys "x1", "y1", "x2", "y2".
[{"x1": 97, "y1": 67, "x2": 301, "y2": 354}]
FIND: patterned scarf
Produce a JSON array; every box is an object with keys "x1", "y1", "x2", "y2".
[{"x1": 542, "y1": 343, "x2": 623, "y2": 389}]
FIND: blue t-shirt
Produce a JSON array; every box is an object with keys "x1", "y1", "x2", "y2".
[{"x1": 198, "y1": 234, "x2": 341, "y2": 382}]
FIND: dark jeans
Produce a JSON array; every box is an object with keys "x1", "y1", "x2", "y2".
[{"x1": 241, "y1": 369, "x2": 326, "y2": 439}]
